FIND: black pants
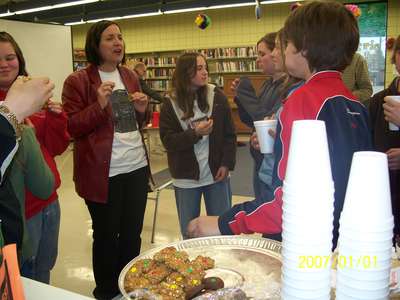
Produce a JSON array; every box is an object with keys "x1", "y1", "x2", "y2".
[{"x1": 86, "y1": 167, "x2": 148, "y2": 299}]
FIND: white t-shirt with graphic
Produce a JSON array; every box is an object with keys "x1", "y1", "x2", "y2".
[{"x1": 98, "y1": 69, "x2": 147, "y2": 177}]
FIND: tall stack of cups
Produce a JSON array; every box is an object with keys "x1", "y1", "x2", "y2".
[
  {"x1": 337, "y1": 152, "x2": 393, "y2": 300},
  {"x1": 281, "y1": 120, "x2": 335, "y2": 300}
]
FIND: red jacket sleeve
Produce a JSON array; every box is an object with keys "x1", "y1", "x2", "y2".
[{"x1": 29, "y1": 110, "x2": 70, "y2": 157}]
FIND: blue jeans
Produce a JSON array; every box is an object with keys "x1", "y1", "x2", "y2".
[
  {"x1": 21, "y1": 199, "x2": 60, "y2": 284},
  {"x1": 174, "y1": 178, "x2": 232, "y2": 239}
]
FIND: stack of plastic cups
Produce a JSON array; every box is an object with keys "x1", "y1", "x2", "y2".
[
  {"x1": 281, "y1": 120, "x2": 335, "y2": 300},
  {"x1": 337, "y1": 152, "x2": 394, "y2": 300}
]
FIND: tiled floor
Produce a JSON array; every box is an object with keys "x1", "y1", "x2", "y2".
[{"x1": 50, "y1": 135, "x2": 253, "y2": 297}]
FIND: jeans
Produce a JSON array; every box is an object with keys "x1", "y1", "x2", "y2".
[
  {"x1": 86, "y1": 167, "x2": 148, "y2": 300},
  {"x1": 21, "y1": 199, "x2": 61, "y2": 284},
  {"x1": 174, "y1": 177, "x2": 232, "y2": 239}
]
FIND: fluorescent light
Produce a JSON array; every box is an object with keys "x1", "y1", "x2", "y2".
[
  {"x1": 207, "y1": 2, "x2": 255, "y2": 9},
  {"x1": 15, "y1": 6, "x2": 52, "y2": 14},
  {"x1": 164, "y1": 7, "x2": 207, "y2": 14},
  {"x1": 0, "y1": 10, "x2": 13, "y2": 17},
  {"x1": 65, "y1": 20, "x2": 86, "y2": 25},
  {"x1": 2, "y1": 0, "x2": 100, "y2": 16},
  {"x1": 53, "y1": 0, "x2": 98, "y2": 9},
  {"x1": 68, "y1": 10, "x2": 163, "y2": 25},
  {"x1": 118, "y1": 11, "x2": 162, "y2": 19},
  {"x1": 260, "y1": 0, "x2": 303, "y2": 4}
]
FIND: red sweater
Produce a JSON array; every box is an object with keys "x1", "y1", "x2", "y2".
[{"x1": 0, "y1": 90, "x2": 70, "y2": 219}]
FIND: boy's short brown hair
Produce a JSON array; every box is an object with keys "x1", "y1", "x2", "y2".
[
  {"x1": 391, "y1": 35, "x2": 400, "y2": 64},
  {"x1": 283, "y1": 1, "x2": 359, "y2": 72}
]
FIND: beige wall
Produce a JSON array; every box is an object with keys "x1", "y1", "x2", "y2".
[
  {"x1": 72, "y1": 0, "x2": 399, "y2": 86},
  {"x1": 386, "y1": 0, "x2": 400, "y2": 87},
  {"x1": 72, "y1": 4, "x2": 288, "y2": 52}
]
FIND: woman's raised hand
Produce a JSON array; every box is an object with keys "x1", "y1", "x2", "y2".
[{"x1": 97, "y1": 81, "x2": 115, "y2": 109}]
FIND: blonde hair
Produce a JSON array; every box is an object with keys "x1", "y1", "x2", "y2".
[{"x1": 133, "y1": 61, "x2": 146, "y2": 72}]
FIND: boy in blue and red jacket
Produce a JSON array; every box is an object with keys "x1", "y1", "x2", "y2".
[{"x1": 188, "y1": 1, "x2": 372, "y2": 247}]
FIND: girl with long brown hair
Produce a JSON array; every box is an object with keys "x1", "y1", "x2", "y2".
[{"x1": 159, "y1": 52, "x2": 236, "y2": 239}]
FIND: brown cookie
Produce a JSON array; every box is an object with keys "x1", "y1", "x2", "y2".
[{"x1": 202, "y1": 276, "x2": 224, "y2": 290}]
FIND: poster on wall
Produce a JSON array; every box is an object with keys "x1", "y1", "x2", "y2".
[{"x1": 356, "y1": 2, "x2": 387, "y2": 93}]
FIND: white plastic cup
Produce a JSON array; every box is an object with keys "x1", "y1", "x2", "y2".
[
  {"x1": 336, "y1": 271, "x2": 390, "y2": 290},
  {"x1": 283, "y1": 181, "x2": 335, "y2": 197},
  {"x1": 336, "y1": 281, "x2": 389, "y2": 299},
  {"x1": 282, "y1": 219, "x2": 333, "y2": 237},
  {"x1": 282, "y1": 238, "x2": 333, "y2": 254},
  {"x1": 336, "y1": 290, "x2": 387, "y2": 300},
  {"x1": 384, "y1": 95, "x2": 400, "y2": 130},
  {"x1": 336, "y1": 265, "x2": 391, "y2": 280},
  {"x1": 282, "y1": 282, "x2": 330, "y2": 299},
  {"x1": 339, "y1": 228, "x2": 393, "y2": 243},
  {"x1": 281, "y1": 272, "x2": 330, "y2": 289},
  {"x1": 282, "y1": 201, "x2": 334, "y2": 220},
  {"x1": 281, "y1": 289, "x2": 330, "y2": 300},
  {"x1": 339, "y1": 234, "x2": 393, "y2": 249},
  {"x1": 337, "y1": 244, "x2": 393, "y2": 259},
  {"x1": 340, "y1": 152, "x2": 393, "y2": 230},
  {"x1": 253, "y1": 120, "x2": 277, "y2": 154},
  {"x1": 339, "y1": 217, "x2": 394, "y2": 234},
  {"x1": 284, "y1": 120, "x2": 333, "y2": 188}
]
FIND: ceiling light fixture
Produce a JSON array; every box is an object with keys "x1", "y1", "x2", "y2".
[
  {"x1": 118, "y1": 11, "x2": 162, "y2": 19},
  {"x1": 0, "y1": 0, "x2": 99, "y2": 16},
  {"x1": 260, "y1": 0, "x2": 303, "y2": 4},
  {"x1": 67, "y1": 10, "x2": 163, "y2": 25},
  {"x1": 65, "y1": 20, "x2": 86, "y2": 25},
  {"x1": 207, "y1": 2, "x2": 255, "y2": 9},
  {"x1": 163, "y1": 7, "x2": 207, "y2": 14},
  {"x1": 0, "y1": 10, "x2": 13, "y2": 17},
  {"x1": 53, "y1": 0, "x2": 99, "y2": 9},
  {"x1": 63, "y1": 0, "x2": 304, "y2": 26}
]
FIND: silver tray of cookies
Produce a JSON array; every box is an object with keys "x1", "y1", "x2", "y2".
[{"x1": 118, "y1": 235, "x2": 282, "y2": 299}]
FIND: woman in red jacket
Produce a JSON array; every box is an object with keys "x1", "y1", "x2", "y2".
[
  {"x1": 0, "y1": 31, "x2": 70, "y2": 283},
  {"x1": 62, "y1": 21, "x2": 149, "y2": 300}
]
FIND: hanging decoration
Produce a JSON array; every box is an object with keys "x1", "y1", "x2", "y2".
[
  {"x1": 195, "y1": 14, "x2": 211, "y2": 30},
  {"x1": 255, "y1": 0, "x2": 261, "y2": 20}
]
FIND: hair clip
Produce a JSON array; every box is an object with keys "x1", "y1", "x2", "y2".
[
  {"x1": 290, "y1": 2, "x2": 302, "y2": 11},
  {"x1": 345, "y1": 4, "x2": 362, "y2": 18}
]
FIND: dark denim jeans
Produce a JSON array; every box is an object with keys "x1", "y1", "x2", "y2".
[{"x1": 21, "y1": 199, "x2": 61, "y2": 284}]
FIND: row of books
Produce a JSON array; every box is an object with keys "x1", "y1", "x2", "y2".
[
  {"x1": 136, "y1": 56, "x2": 177, "y2": 67},
  {"x1": 147, "y1": 80, "x2": 172, "y2": 91},
  {"x1": 214, "y1": 61, "x2": 258, "y2": 72},
  {"x1": 147, "y1": 69, "x2": 174, "y2": 78},
  {"x1": 196, "y1": 47, "x2": 257, "y2": 58}
]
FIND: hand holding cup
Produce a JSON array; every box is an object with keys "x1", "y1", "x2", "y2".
[{"x1": 383, "y1": 96, "x2": 400, "y2": 130}]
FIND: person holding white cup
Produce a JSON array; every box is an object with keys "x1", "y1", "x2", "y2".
[
  {"x1": 253, "y1": 119, "x2": 278, "y2": 154},
  {"x1": 384, "y1": 95, "x2": 400, "y2": 130},
  {"x1": 369, "y1": 34, "x2": 400, "y2": 240}
]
